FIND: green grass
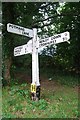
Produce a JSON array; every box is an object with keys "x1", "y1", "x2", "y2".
[{"x1": 2, "y1": 76, "x2": 78, "y2": 119}]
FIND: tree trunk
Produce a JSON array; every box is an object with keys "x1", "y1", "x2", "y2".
[
  {"x1": 4, "y1": 57, "x2": 12, "y2": 84},
  {"x1": 2, "y1": 3, "x2": 15, "y2": 85}
]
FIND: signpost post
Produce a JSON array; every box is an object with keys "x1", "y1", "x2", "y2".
[
  {"x1": 31, "y1": 28, "x2": 40, "y2": 101},
  {"x1": 7, "y1": 23, "x2": 70, "y2": 101}
]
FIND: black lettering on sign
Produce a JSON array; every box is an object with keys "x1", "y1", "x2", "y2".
[
  {"x1": 15, "y1": 47, "x2": 23, "y2": 54},
  {"x1": 14, "y1": 25, "x2": 24, "y2": 31},
  {"x1": 18, "y1": 46, "x2": 23, "y2": 50},
  {"x1": 14, "y1": 25, "x2": 19, "y2": 30},
  {"x1": 39, "y1": 41, "x2": 42, "y2": 44},
  {"x1": 25, "y1": 48, "x2": 28, "y2": 53},
  {"x1": 22, "y1": 31, "x2": 29, "y2": 36},
  {"x1": 65, "y1": 33, "x2": 67, "y2": 36},
  {"x1": 39, "y1": 40, "x2": 43, "y2": 44},
  {"x1": 40, "y1": 39, "x2": 56, "y2": 47},
  {"x1": 9, "y1": 24, "x2": 25, "y2": 31},
  {"x1": 18, "y1": 26, "x2": 24, "y2": 31},
  {"x1": 9, "y1": 24, "x2": 13, "y2": 28},
  {"x1": 44, "y1": 38, "x2": 49, "y2": 42},
  {"x1": 39, "y1": 34, "x2": 62, "y2": 47},
  {"x1": 50, "y1": 41, "x2": 53, "y2": 44},
  {"x1": 51, "y1": 34, "x2": 61, "y2": 40},
  {"x1": 52, "y1": 40, "x2": 54, "y2": 43},
  {"x1": 15, "y1": 49, "x2": 21, "y2": 53},
  {"x1": 40, "y1": 41, "x2": 50, "y2": 47},
  {"x1": 63, "y1": 37, "x2": 67, "y2": 41},
  {"x1": 39, "y1": 39, "x2": 45, "y2": 44},
  {"x1": 40, "y1": 38, "x2": 49, "y2": 44}
]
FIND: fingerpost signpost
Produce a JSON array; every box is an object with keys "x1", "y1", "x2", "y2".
[{"x1": 7, "y1": 23, "x2": 70, "y2": 101}]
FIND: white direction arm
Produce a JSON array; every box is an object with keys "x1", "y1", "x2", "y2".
[
  {"x1": 14, "y1": 31, "x2": 70, "y2": 56},
  {"x1": 7, "y1": 23, "x2": 34, "y2": 38},
  {"x1": 39, "y1": 31, "x2": 70, "y2": 48},
  {"x1": 14, "y1": 40, "x2": 32, "y2": 56}
]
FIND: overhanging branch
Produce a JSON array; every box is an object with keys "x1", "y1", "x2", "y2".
[{"x1": 33, "y1": 12, "x2": 79, "y2": 26}]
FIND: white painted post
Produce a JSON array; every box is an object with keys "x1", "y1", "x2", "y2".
[
  {"x1": 32, "y1": 28, "x2": 37, "y2": 84},
  {"x1": 36, "y1": 37, "x2": 40, "y2": 86},
  {"x1": 36, "y1": 36, "x2": 40, "y2": 100},
  {"x1": 31, "y1": 28, "x2": 40, "y2": 101}
]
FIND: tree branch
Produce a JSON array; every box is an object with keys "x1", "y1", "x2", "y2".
[{"x1": 33, "y1": 12, "x2": 79, "y2": 25}]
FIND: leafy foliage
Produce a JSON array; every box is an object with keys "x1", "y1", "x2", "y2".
[
  {"x1": 54, "y1": 3, "x2": 80, "y2": 73},
  {"x1": 2, "y1": 2, "x2": 80, "y2": 84}
]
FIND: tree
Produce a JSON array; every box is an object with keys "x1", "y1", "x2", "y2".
[
  {"x1": 2, "y1": 2, "x2": 60, "y2": 84},
  {"x1": 3, "y1": 2, "x2": 79, "y2": 85},
  {"x1": 2, "y1": 2, "x2": 16, "y2": 84},
  {"x1": 54, "y1": 2, "x2": 80, "y2": 74}
]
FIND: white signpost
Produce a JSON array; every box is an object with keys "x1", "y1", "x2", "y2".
[
  {"x1": 39, "y1": 31, "x2": 70, "y2": 48},
  {"x1": 7, "y1": 23, "x2": 70, "y2": 101},
  {"x1": 7, "y1": 23, "x2": 34, "y2": 38},
  {"x1": 14, "y1": 40, "x2": 32, "y2": 56},
  {"x1": 14, "y1": 31, "x2": 70, "y2": 56}
]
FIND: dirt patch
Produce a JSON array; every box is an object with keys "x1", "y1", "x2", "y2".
[
  {"x1": 14, "y1": 72, "x2": 61, "y2": 92},
  {"x1": 41, "y1": 78, "x2": 61, "y2": 91},
  {"x1": 14, "y1": 72, "x2": 78, "y2": 95},
  {"x1": 14, "y1": 72, "x2": 32, "y2": 84}
]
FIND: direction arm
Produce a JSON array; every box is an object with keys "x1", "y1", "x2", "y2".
[{"x1": 39, "y1": 31, "x2": 70, "y2": 48}]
